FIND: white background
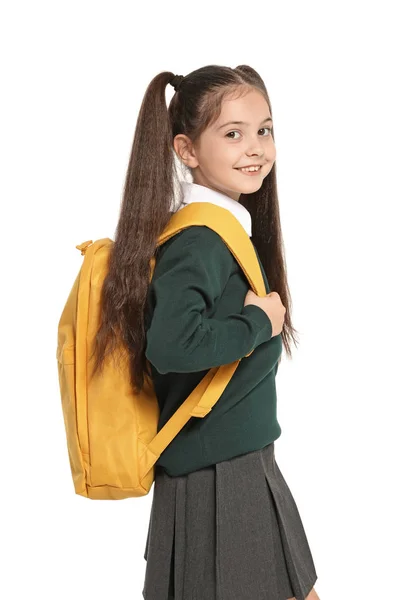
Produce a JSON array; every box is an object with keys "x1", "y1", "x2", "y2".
[{"x1": 1, "y1": 1, "x2": 408, "y2": 599}]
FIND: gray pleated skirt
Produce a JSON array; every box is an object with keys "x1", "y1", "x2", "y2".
[{"x1": 142, "y1": 441, "x2": 318, "y2": 600}]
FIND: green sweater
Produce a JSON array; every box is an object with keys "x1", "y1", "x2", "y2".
[{"x1": 144, "y1": 225, "x2": 283, "y2": 476}]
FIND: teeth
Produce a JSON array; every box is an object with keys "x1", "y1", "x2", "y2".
[{"x1": 240, "y1": 165, "x2": 261, "y2": 172}]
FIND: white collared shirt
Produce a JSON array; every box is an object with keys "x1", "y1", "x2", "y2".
[{"x1": 175, "y1": 181, "x2": 252, "y2": 238}]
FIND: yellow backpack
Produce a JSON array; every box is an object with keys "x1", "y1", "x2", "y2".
[{"x1": 56, "y1": 202, "x2": 268, "y2": 500}]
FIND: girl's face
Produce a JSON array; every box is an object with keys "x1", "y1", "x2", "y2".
[{"x1": 175, "y1": 88, "x2": 276, "y2": 201}]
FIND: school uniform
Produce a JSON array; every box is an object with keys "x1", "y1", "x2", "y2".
[{"x1": 142, "y1": 181, "x2": 318, "y2": 599}]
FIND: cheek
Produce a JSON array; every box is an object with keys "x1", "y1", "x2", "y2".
[
  {"x1": 207, "y1": 147, "x2": 232, "y2": 170},
  {"x1": 269, "y1": 141, "x2": 277, "y2": 161}
]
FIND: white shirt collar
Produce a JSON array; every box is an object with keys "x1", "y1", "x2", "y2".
[{"x1": 176, "y1": 181, "x2": 252, "y2": 238}]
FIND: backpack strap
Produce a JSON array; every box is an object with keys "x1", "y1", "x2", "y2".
[{"x1": 156, "y1": 202, "x2": 266, "y2": 296}]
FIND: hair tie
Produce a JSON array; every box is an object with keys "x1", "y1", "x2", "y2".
[{"x1": 170, "y1": 74, "x2": 185, "y2": 92}]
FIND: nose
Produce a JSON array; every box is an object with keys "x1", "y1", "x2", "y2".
[
  {"x1": 245, "y1": 147, "x2": 264, "y2": 160},
  {"x1": 245, "y1": 137, "x2": 264, "y2": 157}
]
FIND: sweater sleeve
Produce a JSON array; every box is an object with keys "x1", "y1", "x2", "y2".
[{"x1": 145, "y1": 226, "x2": 272, "y2": 374}]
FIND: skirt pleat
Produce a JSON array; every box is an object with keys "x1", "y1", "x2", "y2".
[{"x1": 142, "y1": 442, "x2": 318, "y2": 600}]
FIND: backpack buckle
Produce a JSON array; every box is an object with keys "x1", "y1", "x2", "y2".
[{"x1": 76, "y1": 240, "x2": 93, "y2": 255}]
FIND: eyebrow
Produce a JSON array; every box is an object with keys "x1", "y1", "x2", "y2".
[{"x1": 217, "y1": 117, "x2": 273, "y2": 130}]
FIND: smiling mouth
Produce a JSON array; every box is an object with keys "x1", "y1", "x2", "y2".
[{"x1": 234, "y1": 165, "x2": 263, "y2": 172}]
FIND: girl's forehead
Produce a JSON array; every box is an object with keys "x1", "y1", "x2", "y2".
[{"x1": 215, "y1": 91, "x2": 270, "y2": 123}]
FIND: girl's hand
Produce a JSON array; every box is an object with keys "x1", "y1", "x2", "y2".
[{"x1": 243, "y1": 289, "x2": 286, "y2": 337}]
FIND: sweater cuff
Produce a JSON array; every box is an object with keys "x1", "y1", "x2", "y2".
[{"x1": 241, "y1": 304, "x2": 273, "y2": 357}]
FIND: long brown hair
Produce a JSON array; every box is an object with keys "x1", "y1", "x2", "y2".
[{"x1": 90, "y1": 64, "x2": 299, "y2": 394}]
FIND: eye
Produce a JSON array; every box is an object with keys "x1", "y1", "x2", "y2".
[
  {"x1": 225, "y1": 127, "x2": 273, "y2": 139},
  {"x1": 225, "y1": 131, "x2": 241, "y2": 139}
]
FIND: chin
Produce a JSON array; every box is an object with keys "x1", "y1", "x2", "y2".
[{"x1": 240, "y1": 179, "x2": 264, "y2": 192}]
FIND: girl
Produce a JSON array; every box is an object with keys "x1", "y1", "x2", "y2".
[{"x1": 93, "y1": 64, "x2": 319, "y2": 600}]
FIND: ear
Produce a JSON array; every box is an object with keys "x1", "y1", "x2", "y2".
[{"x1": 173, "y1": 134, "x2": 199, "y2": 169}]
